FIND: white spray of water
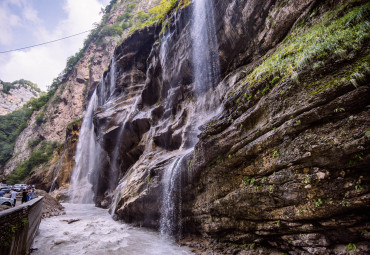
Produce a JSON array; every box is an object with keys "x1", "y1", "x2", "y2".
[
  {"x1": 159, "y1": 0, "x2": 221, "y2": 239},
  {"x1": 109, "y1": 97, "x2": 140, "y2": 192},
  {"x1": 109, "y1": 57, "x2": 116, "y2": 99},
  {"x1": 160, "y1": 153, "x2": 188, "y2": 238},
  {"x1": 32, "y1": 203, "x2": 193, "y2": 255},
  {"x1": 69, "y1": 89, "x2": 99, "y2": 204},
  {"x1": 69, "y1": 56, "x2": 118, "y2": 203},
  {"x1": 192, "y1": 0, "x2": 220, "y2": 94}
]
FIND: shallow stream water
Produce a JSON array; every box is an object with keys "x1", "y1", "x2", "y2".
[{"x1": 32, "y1": 203, "x2": 193, "y2": 255}]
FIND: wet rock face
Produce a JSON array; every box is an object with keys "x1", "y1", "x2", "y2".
[
  {"x1": 93, "y1": 0, "x2": 369, "y2": 253},
  {"x1": 93, "y1": 26, "x2": 156, "y2": 201},
  {"x1": 183, "y1": 74, "x2": 370, "y2": 251}
]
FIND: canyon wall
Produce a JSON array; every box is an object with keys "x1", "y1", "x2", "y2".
[
  {"x1": 2, "y1": 0, "x2": 162, "y2": 190},
  {"x1": 91, "y1": 0, "x2": 369, "y2": 253},
  {"x1": 3, "y1": 0, "x2": 368, "y2": 253}
]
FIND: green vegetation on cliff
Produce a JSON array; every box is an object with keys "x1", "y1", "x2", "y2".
[
  {"x1": 246, "y1": 2, "x2": 370, "y2": 91},
  {"x1": 0, "y1": 109, "x2": 31, "y2": 166},
  {"x1": 0, "y1": 0, "x2": 122, "y2": 172},
  {"x1": 0, "y1": 87, "x2": 58, "y2": 167},
  {"x1": 0, "y1": 79, "x2": 41, "y2": 95},
  {"x1": 6, "y1": 141, "x2": 60, "y2": 185},
  {"x1": 63, "y1": 0, "x2": 120, "y2": 75},
  {"x1": 126, "y1": 0, "x2": 182, "y2": 35}
]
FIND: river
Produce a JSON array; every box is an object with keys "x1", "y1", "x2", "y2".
[{"x1": 32, "y1": 203, "x2": 193, "y2": 255}]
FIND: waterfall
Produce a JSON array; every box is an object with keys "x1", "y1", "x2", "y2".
[
  {"x1": 99, "y1": 77, "x2": 106, "y2": 106},
  {"x1": 159, "y1": 0, "x2": 221, "y2": 238},
  {"x1": 192, "y1": 0, "x2": 220, "y2": 94},
  {"x1": 69, "y1": 89, "x2": 99, "y2": 204},
  {"x1": 109, "y1": 97, "x2": 140, "y2": 194},
  {"x1": 160, "y1": 154, "x2": 187, "y2": 238},
  {"x1": 109, "y1": 57, "x2": 116, "y2": 99},
  {"x1": 49, "y1": 149, "x2": 66, "y2": 193},
  {"x1": 69, "y1": 56, "x2": 119, "y2": 204},
  {"x1": 98, "y1": 57, "x2": 116, "y2": 107}
]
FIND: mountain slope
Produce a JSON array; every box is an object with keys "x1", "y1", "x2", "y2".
[
  {"x1": 0, "y1": 79, "x2": 40, "y2": 115},
  {"x1": 1, "y1": 0, "x2": 163, "y2": 184}
]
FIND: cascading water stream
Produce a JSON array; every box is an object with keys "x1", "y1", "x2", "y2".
[
  {"x1": 110, "y1": 97, "x2": 140, "y2": 195},
  {"x1": 69, "y1": 56, "x2": 118, "y2": 204},
  {"x1": 99, "y1": 77, "x2": 106, "y2": 106},
  {"x1": 109, "y1": 57, "x2": 116, "y2": 99},
  {"x1": 69, "y1": 90, "x2": 99, "y2": 203},
  {"x1": 192, "y1": 0, "x2": 220, "y2": 94},
  {"x1": 49, "y1": 149, "x2": 66, "y2": 193},
  {"x1": 159, "y1": 0, "x2": 221, "y2": 238},
  {"x1": 160, "y1": 153, "x2": 188, "y2": 238}
]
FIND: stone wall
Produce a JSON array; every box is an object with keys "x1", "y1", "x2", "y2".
[{"x1": 0, "y1": 197, "x2": 43, "y2": 255}]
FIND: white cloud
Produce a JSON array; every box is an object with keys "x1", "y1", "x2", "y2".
[
  {"x1": 0, "y1": 0, "x2": 104, "y2": 91},
  {"x1": 7, "y1": 0, "x2": 22, "y2": 7},
  {"x1": 0, "y1": 2, "x2": 21, "y2": 45},
  {"x1": 22, "y1": 5, "x2": 41, "y2": 23}
]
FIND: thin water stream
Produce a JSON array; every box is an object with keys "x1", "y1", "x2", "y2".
[
  {"x1": 159, "y1": 0, "x2": 221, "y2": 238},
  {"x1": 32, "y1": 203, "x2": 193, "y2": 255}
]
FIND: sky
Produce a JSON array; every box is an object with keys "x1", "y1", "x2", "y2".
[{"x1": 0, "y1": 0, "x2": 110, "y2": 91}]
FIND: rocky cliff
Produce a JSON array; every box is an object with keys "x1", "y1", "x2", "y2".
[
  {"x1": 2, "y1": 0, "x2": 162, "y2": 188},
  {"x1": 83, "y1": 0, "x2": 369, "y2": 253},
  {"x1": 4, "y1": 0, "x2": 369, "y2": 253},
  {"x1": 0, "y1": 80, "x2": 40, "y2": 115}
]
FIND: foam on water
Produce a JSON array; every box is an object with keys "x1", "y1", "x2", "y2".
[{"x1": 32, "y1": 203, "x2": 193, "y2": 255}]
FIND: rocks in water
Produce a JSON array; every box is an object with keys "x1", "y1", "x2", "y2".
[{"x1": 62, "y1": 219, "x2": 81, "y2": 224}]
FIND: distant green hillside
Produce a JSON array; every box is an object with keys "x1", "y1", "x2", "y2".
[
  {"x1": 0, "y1": 79, "x2": 41, "y2": 94},
  {"x1": 0, "y1": 88, "x2": 56, "y2": 167}
]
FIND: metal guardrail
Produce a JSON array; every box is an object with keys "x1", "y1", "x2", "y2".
[{"x1": 0, "y1": 196, "x2": 44, "y2": 255}]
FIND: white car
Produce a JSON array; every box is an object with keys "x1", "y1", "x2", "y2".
[
  {"x1": 0, "y1": 197, "x2": 14, "y2": 206},
  {"x1": 13, "y1": 184, "x2": 27, "y2": 192}
]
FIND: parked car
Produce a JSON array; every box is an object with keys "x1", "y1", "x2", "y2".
[
  {"x1": 13, "y1": 184, "x2": 27, "y2": 192},
  {"x1": 0, "y1": 197, "x2": 14, "y2": 206},
  {"x1": 0, "y1": 186, "x2": 11, "y2": 193}
]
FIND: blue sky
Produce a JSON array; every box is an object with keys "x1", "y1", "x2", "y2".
[{"x1": 0, "y1": 0, "x2": 110, "y2": 91}]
